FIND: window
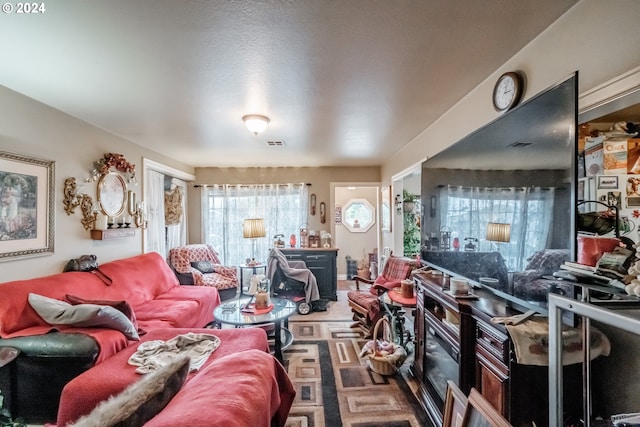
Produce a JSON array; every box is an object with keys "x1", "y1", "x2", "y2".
[
  {"x1": 441, "y1": 185, "x2": 555, "y2": 270},
  {"x1": 343, "y1": 198, "x2": 375, "y2": 233},
  {"x1": 200, "y1": 183, "x2": 308, "y2": 265}
]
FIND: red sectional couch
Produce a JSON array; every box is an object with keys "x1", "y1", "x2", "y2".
[{"x1": 0, "y1": 252, "x2": 221, "y2": 423}]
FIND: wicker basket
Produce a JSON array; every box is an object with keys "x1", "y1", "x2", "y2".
[
  {"x1": 366, "y1": 317, "x2": 399, "y2": 376},
  {"x1": 368, "y1": 353, "x2": 398, "y2": 376}
]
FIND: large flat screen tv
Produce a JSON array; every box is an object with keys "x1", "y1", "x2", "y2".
[{"x1": 420, "y1": 72, "x2": 577, "y2": 315}]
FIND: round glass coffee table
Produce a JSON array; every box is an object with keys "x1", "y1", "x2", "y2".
[{"x1": 213, "y1": 296, "x2": 296, "y2": 363}]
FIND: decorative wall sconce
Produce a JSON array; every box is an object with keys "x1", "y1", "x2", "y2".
[
  {"x1": 63, "y1": 177, "x2": 97, "y2": 230},
  {"x1": 128, "y1": 191, "x2": 148, "y2": 229},
  {"x1": 395, "y1": 194, "x2": 403, "y2": 215}
]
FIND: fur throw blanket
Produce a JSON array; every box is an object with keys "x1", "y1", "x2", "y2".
[{"x1": 69, "y1": 355, "x2": 189, "y2": 427}]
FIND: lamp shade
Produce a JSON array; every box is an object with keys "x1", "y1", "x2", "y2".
[
  {"x1": 486, "y1": 222, "x2": 511, "y2": 243},
  {"x1": 242, "y1": 114, "x2": 270, "y2": 136},
  {"x1": 243, "y1": 218, "x2": 266, "y2": 239}
]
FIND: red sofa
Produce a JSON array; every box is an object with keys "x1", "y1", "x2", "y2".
[
  {"x1": 56, "y1": 328, "x2": 295, "y2": 427},
  {"x1": 0, "y1": 252, "x2": 221, "y2": 423}
]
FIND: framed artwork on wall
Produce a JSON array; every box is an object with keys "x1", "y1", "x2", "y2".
[
  {"x1": 597, "y1": 175, "x2": 618, "y2": 190},
  {"x1": 0, "y1": 151, "x2": 55, "y2": 261},
  {"x1": 381, "y1": 186, "x2": 391, "y2": 232}
]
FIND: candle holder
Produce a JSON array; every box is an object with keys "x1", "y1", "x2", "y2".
[{"x1": 127, "y1": 191, "x2": 148, "y2": 229}]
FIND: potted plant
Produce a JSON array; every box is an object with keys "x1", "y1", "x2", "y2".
[{"x1": 402, "y1": 189, "x2": 418, "y2": 213}]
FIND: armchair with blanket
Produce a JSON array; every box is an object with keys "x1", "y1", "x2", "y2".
[
  {"x1": 168, "y1": 244, "x2": 239, "y2": 300},
  {"x1": 347, "y1": 255, "x2": 419, "y2": 337}
]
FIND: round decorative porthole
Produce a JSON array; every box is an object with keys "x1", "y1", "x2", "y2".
[{"x1": 343, "y1": 198, "x2": 375, "y2": 233}]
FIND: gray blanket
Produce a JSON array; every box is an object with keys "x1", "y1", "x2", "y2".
[{"x1": 267, "y1": 248, "x2": 320, "y2": 303}]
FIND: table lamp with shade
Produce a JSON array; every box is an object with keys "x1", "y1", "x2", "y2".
[
  {"x1": 486, "y1": 222, "x2": 511, "y2": 253},
  {"x1": 243, "y1": 218, "x2": 266, "y2": 265},
  {"x1": 486, "y1": 221, "x2": 512, "y2": 294}
]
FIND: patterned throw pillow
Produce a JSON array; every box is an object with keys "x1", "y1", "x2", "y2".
[{"x1": 190, "y1": 261, "x2": 215, "y2": 273}]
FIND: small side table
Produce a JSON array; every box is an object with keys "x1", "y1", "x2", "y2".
[
  {"x1": 238, "y1": 263, "x2": 267, "y2": 296},
  {"x1": 213, "y1": 297, "x2": 296, "y2": 363}
]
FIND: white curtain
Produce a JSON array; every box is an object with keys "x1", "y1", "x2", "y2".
[
  {"x1": 201, "y1": 183, "x2": 309, "y2": 265},
  {"x1": 146, "y1": 170, "x2": 166, "y2": 257},
  {"x1": 166, "y1": 178, "x2": 188, "y2": 252},
  {"x1": 440, "y1": 185, "x2": 555, "y2": 270}
]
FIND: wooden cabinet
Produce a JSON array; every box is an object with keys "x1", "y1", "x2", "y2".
[
  {"x1": 412, "y1": 271, "x2": 583, "y2": 426},
  {"x1": 412, "y1": 272, "x2": 475, "y2": 426},
  {"x1": 475, "y1": 319, "x2": 510, "y2": 416},
  {"x1": 279, "y1": 248, "x2": 338, "y2": 301}
]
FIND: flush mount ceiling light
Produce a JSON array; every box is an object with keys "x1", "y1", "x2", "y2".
[{"x1": 242, "y1": 114, "x2": 270, "y2": 136}]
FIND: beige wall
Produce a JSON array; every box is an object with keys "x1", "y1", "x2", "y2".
[{"x1": 0, "y1": 85, "x2": 194, "y2": 282}]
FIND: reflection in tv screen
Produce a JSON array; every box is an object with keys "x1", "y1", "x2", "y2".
[{"x1": 420, "y1": 73, "x2": 577, "y2": 314}]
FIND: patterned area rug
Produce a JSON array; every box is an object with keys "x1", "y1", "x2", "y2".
[{"x1": 283, "y1": 321, "x2": 431, "y2": 427}]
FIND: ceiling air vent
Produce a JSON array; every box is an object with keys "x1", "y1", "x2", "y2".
[
  {"x1": 266, "y1": 140, "x2": 285, "y2": 146},
  {"x1": 508, "y1": 141, "x2": 532, "y2": 148}
]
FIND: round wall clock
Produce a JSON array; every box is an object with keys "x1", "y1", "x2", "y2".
[{"x1": 492, "y1": 71, "x2": 524, "y2": 112}]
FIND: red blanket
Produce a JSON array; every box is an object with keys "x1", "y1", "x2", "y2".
[
  {"x1": 145, "y1": 349, "x2": 295, "y2": 427},
  {"x1": 55, "y1": 328, "x2": 294, "y2": 427}
]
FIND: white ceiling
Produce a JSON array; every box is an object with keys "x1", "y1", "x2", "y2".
[{"x1": 0, "y1": 0, "x2": 578, "y2": 168}]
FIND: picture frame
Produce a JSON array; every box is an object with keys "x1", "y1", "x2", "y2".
[
  {"x1": 381, "y1": 185, "x2": 391, "y2": 232},
  {"x1": 0, "y1": 151, "x2": 55, "y2": 261},
  {"x1": 443, "y1": 380, "x2": 468, "y2": 427},
  {"x1": 597, "y1": 175, "x2": 618, "y2": 189},
  {"x1": 461, "y1": 388, "x2": 511, "y2": 427}
]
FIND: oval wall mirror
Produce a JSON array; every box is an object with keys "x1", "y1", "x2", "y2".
[{"x1": 97, "y1": 172, "x2": 126, "y2": 217}]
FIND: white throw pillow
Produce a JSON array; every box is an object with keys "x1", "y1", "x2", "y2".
[{"x1": 28, "y1": 293, "x2": 139, "y2": 340}]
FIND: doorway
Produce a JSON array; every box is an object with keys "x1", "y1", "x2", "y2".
[
  {"x1": 332, "y1": 184, "x2": 379, "y2": 280},
  {"x1": 392, "y1": 164, "x2": 422, "y2": 258}
]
